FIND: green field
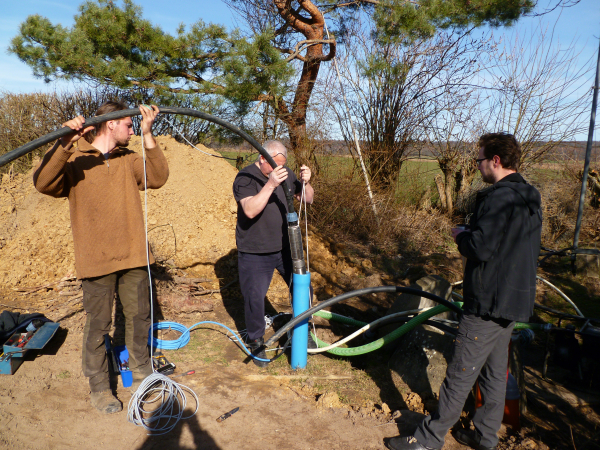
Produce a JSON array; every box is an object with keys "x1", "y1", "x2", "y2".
[{"x1": 217, "y1": 148, "x2": 446, "y2": 205}]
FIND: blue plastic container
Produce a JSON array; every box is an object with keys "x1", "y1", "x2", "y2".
[{"x1": 113, "y1": 345, "x2": 133, "y2": 387}]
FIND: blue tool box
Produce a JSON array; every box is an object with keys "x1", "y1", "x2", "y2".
[{"x1": 0, "y1": 322, "x2": 60, "y2": 375}]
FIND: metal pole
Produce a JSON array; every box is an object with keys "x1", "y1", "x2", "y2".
[{"x1": 573, "y1": 38, "x2": 600, "y2": 262}]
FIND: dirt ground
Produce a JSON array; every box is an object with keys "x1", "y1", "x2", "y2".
[
  {"x1": 1, "y1": 136, "x2": 599, "y2": 449},
  {"x1": 0, "y1": 326, "x2": 393, "y2": 450}
]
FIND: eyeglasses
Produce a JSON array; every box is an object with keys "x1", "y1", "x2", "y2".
[
  {"x1": 264, "y1": 152, "x2": 287, "y2": 162},
  {"x1": 475, "y1": 157, "x2": 489, "y2": 165}
]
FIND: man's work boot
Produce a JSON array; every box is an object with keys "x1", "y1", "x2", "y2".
[
  {"x1": 248, "y1": 337, "x2": 269, "y2": 368},
  {"x1": 90, "y1": 390, "x2": 122, "y2": 414},
  {"x1": 384, "y1": 436, "x2": 438, "y2": 450},
  {"x1": 452, "y1": 428, "x2": 497, "y2": 450}
]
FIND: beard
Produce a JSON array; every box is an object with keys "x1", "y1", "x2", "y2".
[
  {"x1": 480, "y1": 171, "x2": 494, "y2": 184},
  {"x1": 115, "y1": 135, "x2": 131, "y2": 147}
]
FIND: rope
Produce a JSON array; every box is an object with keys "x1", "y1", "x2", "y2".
[
  {"x1": 127, "y1": 372, "x2": 199, "y2": 435},
  {"x1": 140, "y1": 129, "x2": 155, "y2": 366},
  {"x1": 128, "y1": 113, "x2": 198, "y2": 434},
  {"x1": 298, "y1": 180, "x2": 310, "y2": 273}
]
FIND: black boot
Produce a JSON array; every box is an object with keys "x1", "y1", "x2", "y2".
[
  {"x1": 248, "y1": 337, "x2": 269, "y2": 368},
  {"x1": 384, "y1": 436, "x2": 437, "y2": 450},
  {"x1": 452, "y1": 429, "x2": 497, "y2": 450}
]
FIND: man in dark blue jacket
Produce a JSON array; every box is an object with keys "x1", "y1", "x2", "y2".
[{"x1": 386, "y1": 132, "x2": 542, "y2": 450}]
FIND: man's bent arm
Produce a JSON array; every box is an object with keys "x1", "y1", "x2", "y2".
[
  {"x1": 456, "y1": 191, "x2": 513, "y2": 262},
  {"x1": 33, "y1": 141, "x2": 74, "y2": 197},
  {"x1": 239, "y1": 182, "x2": 278, "y2": 219},
  {"x1": 133, "y1": 144, "x2": 169, "y2": 190}
]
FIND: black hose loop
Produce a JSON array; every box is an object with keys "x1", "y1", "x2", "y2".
[
  {"x1": 264, "y1": 285, "x2": 463, "y2": 347},
  {"x1": 376, "y1": 317, "x2": 458, "y2": 336},
  {"x1": 534, "y1": 302, "x2": 600, "y2": 323},
  {"x1": 0, "y1": 106, "x2": 297, "y2": 214}
]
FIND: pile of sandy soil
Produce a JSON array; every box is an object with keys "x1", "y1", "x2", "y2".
[
  {"x1": 0, "y1": 136, "x2": 238, "y2": 287},
  {"x1": 0, "y1": 136, "x2": 363, "y2": 308}
]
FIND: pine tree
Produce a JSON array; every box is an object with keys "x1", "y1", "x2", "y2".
[{"x1": 10, "y1": 0, "x2": 539, "y2": 160}]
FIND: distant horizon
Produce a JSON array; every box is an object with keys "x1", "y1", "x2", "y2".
[{"x1": 211, "y1": 138, "x2": 600, "y2": 161}]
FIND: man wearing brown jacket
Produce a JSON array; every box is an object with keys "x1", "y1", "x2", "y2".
[{"x1": 33, "y1": 101, "x2": 169, "y2": 414}]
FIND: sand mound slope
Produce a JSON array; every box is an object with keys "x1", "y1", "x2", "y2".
[
  {"x1": 0, "y1": 136, "x2": 363, "y2": 313},
  {"x1": 0, "y1": 136, "x2": 238, "y2": 288}
]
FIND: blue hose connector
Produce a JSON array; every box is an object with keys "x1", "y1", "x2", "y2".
[{"x1": 291, "y1": 272, "x2": 311, "y2": 369}]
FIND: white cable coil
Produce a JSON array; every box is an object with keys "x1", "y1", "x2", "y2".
[
  {"x1": 127, "y1": 372, "x2": 199, "y2": 435},
  {"x1": 129, "y1": 121, "x2": 199, "y2": 434}
]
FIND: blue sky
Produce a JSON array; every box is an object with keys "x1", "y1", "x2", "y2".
[{"x1": 1, "y1": 0, "x2": 599, "y2": 138}]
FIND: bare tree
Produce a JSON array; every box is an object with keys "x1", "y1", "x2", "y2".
[
  {"x1": 422, "y1": 19, "x2": 592, "y2": 215},
  {"x1": 479, "y1": 21, "x2": 593, "y2": 170},
  {"x1": 327, "y1": 18, "x2": 493, "y2": 191},
  {"x1": 425, "y1": 105, "x2": 483, "y2": 215}
]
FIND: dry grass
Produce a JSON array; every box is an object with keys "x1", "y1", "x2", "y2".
[
  {"x1": 309, "y1": 175, "x2": 452, "y2": 257},
  {"x1": 0, "y1": 89, "x2": 123, "y2": 174}
]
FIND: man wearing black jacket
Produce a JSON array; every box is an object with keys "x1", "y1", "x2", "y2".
[{"x1": 385, "y1": 133, "x2": 542, "y2": 450}]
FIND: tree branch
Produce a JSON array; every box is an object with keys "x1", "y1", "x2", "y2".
[{"x1": 283, "y1": 39, "x2": 335, "y2": 61}]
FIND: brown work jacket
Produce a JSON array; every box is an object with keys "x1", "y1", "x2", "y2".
[{"x1": 33, "y1": 139, "x2": 169, "y2": 279}]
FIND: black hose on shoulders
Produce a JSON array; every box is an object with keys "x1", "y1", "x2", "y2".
[{"x1": 0, "y1": 107, "x2": 297, "y2": 216}]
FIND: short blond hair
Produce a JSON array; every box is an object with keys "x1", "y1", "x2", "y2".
[{"x1": 262, "y1": 140, "x2": 287, "y2": 158}]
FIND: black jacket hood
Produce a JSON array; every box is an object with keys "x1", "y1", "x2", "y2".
[{"x1": 480, "y1": 173, "x2": 541, "y2": 215}]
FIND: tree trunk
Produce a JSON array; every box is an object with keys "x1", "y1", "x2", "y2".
[
  {"x1": 443, "y1": 169, "x2": 454, "y2": 215},
  {"x1": 272, "y1": 0, "x2": 334, "y2": 175},
  {"x1": 435, "y1": 174, "x2": 447, "y2": 211},
  {"x1": 456, "y1": 165, "x2": 479, "y2": 199}
]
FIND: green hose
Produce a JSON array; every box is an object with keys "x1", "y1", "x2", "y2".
[
  {"x1": 311, "y1": 303, "x2": 548, "y2": 356},
  {"x1": 310, "y1": 303, "x2": 451, "y2": 356},
  {"x1": 514, "y1": 322, "x2": 551, "y2": 331},
  {"x1": 313, "y1": 310, "x2": 368, "y2": 327}
]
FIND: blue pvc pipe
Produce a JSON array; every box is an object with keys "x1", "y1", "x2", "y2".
[{"x1": 291, "y1": 272, "x2": 311, "y2": 369}]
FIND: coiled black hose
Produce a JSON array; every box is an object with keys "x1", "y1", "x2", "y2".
[
  {"x1": 370, "y1": 316, "x2": 458, "y2": 336},
  {"x1": 535, "y1": 303, "x2": 600, "y2": 324},
  {"x1": 264, "y1": 285, "x2": 462, "y2": 347}
]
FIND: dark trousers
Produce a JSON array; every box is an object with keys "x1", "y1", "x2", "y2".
[
  {"x1": 414, "y1": 314, "x2": 515, "y2": 449},
  {"x1": 81, "y1": 267, "x2": 152, "y2": 392},
  {"x1": 238, "y1": 250, "x2": 293, "y2": 341}
]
